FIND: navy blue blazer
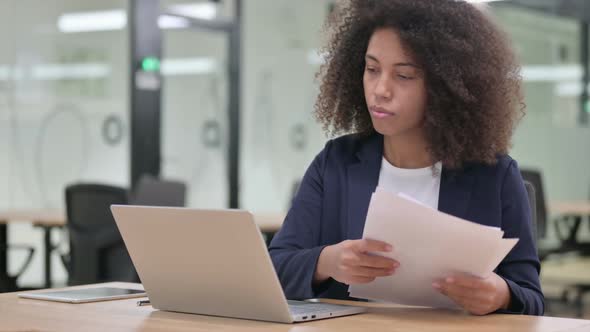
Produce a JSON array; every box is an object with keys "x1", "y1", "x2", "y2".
[{"x1": 269, "y1": 133, "x2": 544, "y2": 315}]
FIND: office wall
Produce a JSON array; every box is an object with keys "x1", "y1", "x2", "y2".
[
  {"x1": 0, "y1": 0, "x2": 130, "y2": 209},
  {"x1": 160, "y1": 25, "x2": 230, "y2": 209},
  {"x1": 240, "y1": 0, "x2": 331, "y2": 212},
  {"x1": 493, "y1": 7, "x2": 590, "y2": 205},
  {"x1": 0, "y1": 1, "x2": 15, "y2": 211},
  {"x1": 0, "y1": 0, "x2": 130, "y2": 287},
  {"x1": 159, "y1": 0, "x2": 331, "y2": 211}
]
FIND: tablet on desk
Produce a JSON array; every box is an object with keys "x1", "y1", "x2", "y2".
[{"x1": 18, "y1": 287, "x2": 147, "y2": 303}]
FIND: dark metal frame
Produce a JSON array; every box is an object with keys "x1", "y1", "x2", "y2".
[
  {"x1": 130, "y1": 0, "x2": 241, "y2": 208},
  {"x1": 129, "y1": 0, "x2": 163, "y2": 188},
  {"x1": 0, "y1": 226, "x2": 7, "y2": 289},
  {"x1": 581, "y1": 22, "x2": 589, "y2": 125},
  {"x1": 227, "y1": 1, "x2": 242, "y2": 209}
]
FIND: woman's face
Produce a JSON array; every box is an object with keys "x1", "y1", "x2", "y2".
[{"x1": 363, "y1": 28, "x2": 427, "y2": 138}]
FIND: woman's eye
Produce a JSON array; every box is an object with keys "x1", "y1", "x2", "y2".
[
  {"x1": 397, "y1": 74, "x2": 414, "y2": 80},
  {"x1": 366, "y1": 67, "x2": 378, "y2": 73}
]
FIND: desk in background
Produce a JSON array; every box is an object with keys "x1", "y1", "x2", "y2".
[
  {"x1": 545, "y1": 201, "x2": 590, "y2": 317},
  {"x1": 0, "y1": 209, "x2": 285, "y2": 289},
  {"x1": 2, "y1": 282, "x2": 590, "y2": 332},
  {"x1": 550, "y1": 201, "x2": 590, "y2": 254},
  {"x1": 0, "y1": 209, "x2": 65, "y2": 289},
  {"x1": 551, "y1": 202, "x2": 590, "y2": 217}
]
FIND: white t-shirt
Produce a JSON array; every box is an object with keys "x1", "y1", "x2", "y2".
[{"x1": 377, "y1": 157, "x2": 443, "y2": 210}]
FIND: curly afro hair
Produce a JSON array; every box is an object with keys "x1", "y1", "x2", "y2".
[{"x1": 315, "y1": 0, "x2": 524, "y2": 168}]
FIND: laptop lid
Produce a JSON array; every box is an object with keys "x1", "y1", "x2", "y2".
[{"x1": 110, "y1": 205, "x2": 294, "y2": 323}]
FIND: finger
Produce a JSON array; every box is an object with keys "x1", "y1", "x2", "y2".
[
  {"x1": 452, "y1": 296, "x2": 490, "y2": 315},
  {"x1": 434, "y1": 282, "x2": 494, "y2": 307},
  {"x1": 445, "y1": 275, "x2": 488, "y2": 290},
  {"x1": 350, "y1": 266, "x2": 396, "y2": 278},
  {"x1": 435, "y1": 285, "x2": 488, "y2": 314},
  {"x1": 437, "y1": 281, "x2": 475, "y2": 297},
  {"x1": 446, "y1": 291, "x2": 483, "y2": 307},
  {"x1": 356, "y1": 239, "x2": 393, "y2": 253},
  {"x1": 436, "y1": 284, "x2": 469, "y2": 306},
  {"x1": 359, "y1": 253, "x2": 399, "y2": 269},
  {"x1": 437, "y1": 282, "x2": 485, "y2": 302},
  {"x1": 448, "y1": 294, "x2": 493, "y2": 316},
  {"x1": 440, "y1": 277, "x2": 496, "y2": 303}
]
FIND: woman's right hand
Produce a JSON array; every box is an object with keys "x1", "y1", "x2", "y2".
[{"x1": 314, "y1": 239, "x2": 399, "y2": 285}]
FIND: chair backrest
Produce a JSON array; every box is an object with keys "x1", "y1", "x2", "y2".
[
  {"x1": 65, "y1": 183, "x2": 137, "y2": 285},
  {"x1": 286, "y1": 179, "x2": 302, "y2": 211},
  {"x1": 520, "y1": 169, "x2": 547, "y2": 239},
  {"x1": 523, "y1": 180, "x2": 538, "y2": 243},
  {"x1": 291, "y1": 180, "x2": 301, "y2": 201},
  {"x1": 130, "y1": 175, "x2": 186, "y2": 207}
]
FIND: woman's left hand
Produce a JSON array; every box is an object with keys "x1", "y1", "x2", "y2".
[{"x1": 432, "y1": 273, "x2": 511, "y2": 315}]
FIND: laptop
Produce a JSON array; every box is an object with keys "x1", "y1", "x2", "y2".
[{"x1": 110, "y1": 205, "x2": 366, "y2": 323}]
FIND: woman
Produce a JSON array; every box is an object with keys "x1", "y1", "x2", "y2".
[{"x1": 269, "y1": 0, "x2": 544, "y2": 316}]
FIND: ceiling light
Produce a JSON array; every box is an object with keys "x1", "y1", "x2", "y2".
[
  {"x1": 158, "y1": 15, "x2": 191, "y2": 29},
  {"x1": 58, "y1": 10, "x2": 126, "y2": 33},
  {"x1": 161, "y1": 58, "x2": 217, "y2": 75}
]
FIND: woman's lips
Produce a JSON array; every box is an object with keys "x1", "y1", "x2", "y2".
[{"x1": 370, "y1": 106, "x2": 395, "y2": 119}]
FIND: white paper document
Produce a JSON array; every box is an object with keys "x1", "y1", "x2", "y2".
[{"x1": 348, "y1": 188, "x2": 518, "y2": 309}]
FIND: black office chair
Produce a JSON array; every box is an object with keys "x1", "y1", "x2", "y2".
[
  {"x1": 521, "y1": 168, "x2": 590, "y2": 256},
  {"x1": 522, "y1": 179, "x2": 558, "y2": 262},
  {"x1": 0, "y1": 243, "x2": 35, "y2": 292},
  {"x1": 521, "y1": 170, "x2": 547, "y2": 240},
  {"x1": 523, "y1": 181, "x2": 538, "y2": 241},
  {"x1": 520, "y1": 168, "x2": 565, "y2": 260},
  {"x1": 287, "y1": 179, "x2": 302, "y2": 213},
  {"x1": 130, "y1": 175, "x2": 186, "y2": 207},
  {"x1": 522, "y1": 170, "x2": 590, "y2": 317},
  {"x1": 63, "y1": 183, "x2": 138, "y2": 285}
]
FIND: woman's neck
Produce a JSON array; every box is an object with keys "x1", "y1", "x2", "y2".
[{"x1": 383, "y1": 131, "x2": 433, "y2": 169}]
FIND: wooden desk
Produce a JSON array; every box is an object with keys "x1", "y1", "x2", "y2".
[
  {"x1": 2, "y1": 282, "x2": 589, "y2": 332},
  {"x1": 252, "y1": 212, "x2": 285, "y2": 233},
  {"x1": 550, "y1": 201, "x2": 590, "y2": 217},
  {"x1": 0, "y1": 209, "x2": 284, "y2": 289},
  {"x1": 549, "y1": 201, "x2": 590, "y2": 253},
  {"x1": 0, "y1": 209, "x2": 284, "y2": 232},
  {"x1": 0, "y1": 209, "x2": 66, "y2": 227}
]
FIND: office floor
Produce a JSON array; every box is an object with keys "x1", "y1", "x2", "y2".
[{"x1": 541, "y1": 256, "x2": 590, "y2": 319}]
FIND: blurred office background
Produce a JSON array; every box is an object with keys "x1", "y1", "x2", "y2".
[{"x1": 0, "y1": 0, "x2": 589, "y2": 318}]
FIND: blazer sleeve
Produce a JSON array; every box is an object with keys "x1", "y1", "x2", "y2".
[
  {"x1": 268, "y1": 140, "x2": 332, "y2": 300},
  {"x1": 495, "y1": 159, "x2": 545, "y2": 315}
]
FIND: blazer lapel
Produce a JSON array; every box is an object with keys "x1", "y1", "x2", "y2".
[
  {"x1": 346, "y1": 134, "x2": 383, "y2": 240},
  {"x1": 438, "y1": 167, "x2": 475, "y2": 219}
]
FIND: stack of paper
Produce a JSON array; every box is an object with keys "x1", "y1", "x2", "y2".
[{"x1": 348, "y1": 188, "x2": 518, "y2": 309}]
